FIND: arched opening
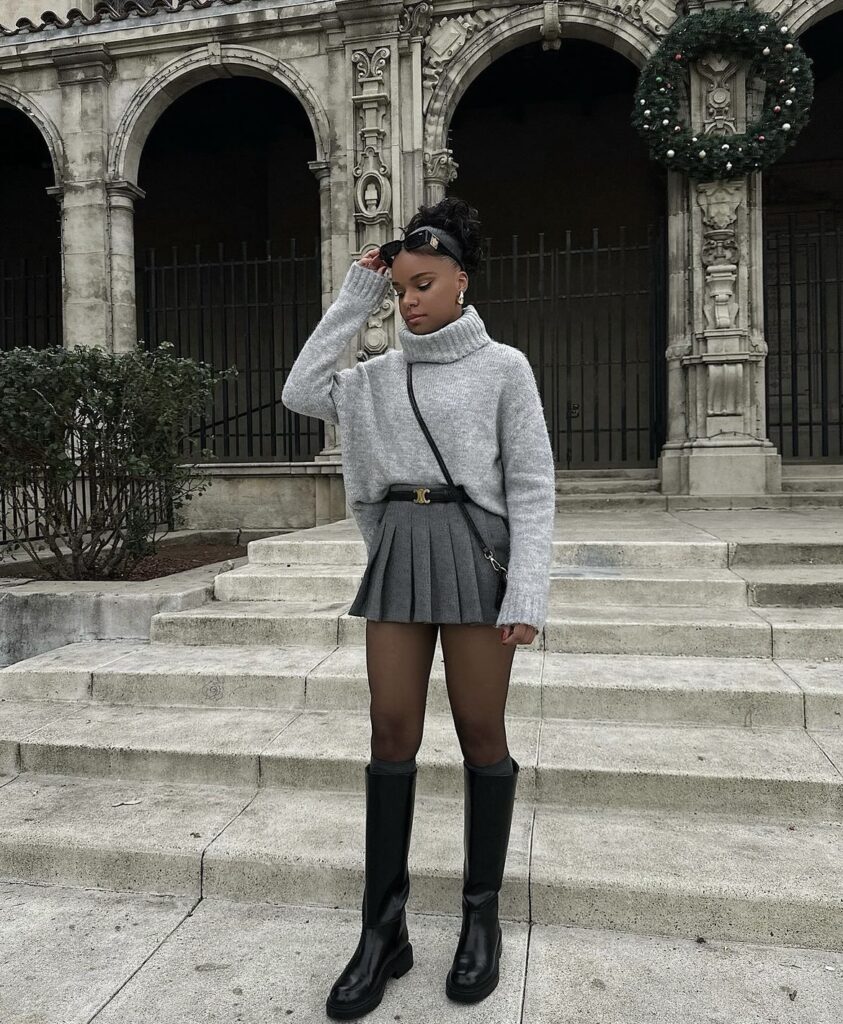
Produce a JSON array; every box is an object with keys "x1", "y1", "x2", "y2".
[
  {"x1": 0, "y1": 103, "x2": 61, "y2": 351},
  {"x1": 448, "y1": 38, "x2": 667, "y2": 470},
  {"x1": 134, "y1": 75, "x2": 322, "y2": 461},
  {"x1": 763, "y1": 10, "x2": 843, "y2": 462}
]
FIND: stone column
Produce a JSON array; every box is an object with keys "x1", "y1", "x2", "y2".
[
  {"x1": 52, "y1": 46, "x2": 114, "y2": 351},
  {"x1": 659, "y1": 52, "x2": 781, "y2": 495},
  {"x1": 330, "y1": 1, "x2": 404, "y2": 520},
  {"x1": 106, "y1": 181, "x2": 145, "y2": 354}
]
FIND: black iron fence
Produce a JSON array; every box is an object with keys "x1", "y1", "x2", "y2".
[
  {"x1": 1, "y1": 425, "x2": 175, "y2": 550},
  {"x1": 763, "y1": 208, "x2": 843, "y2": 461},
  {"x1": 473, "y1": 222, "x2": 668, "y2": 469},
  {"x1": 136, "y1": 228, "x2": 667, "y2": 470},
  {"x1": 0, "y1": 254, "x2": 62, "y2": 351},
  {"x1": 1, "y1": 474, "x2": 174, "y2": 550},
  {"x1": 136, "y1": 239, "x2": 324, "y2": 461}
]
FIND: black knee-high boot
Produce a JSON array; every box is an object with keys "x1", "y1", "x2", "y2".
[
  {"x1": 326, "y1": 763, "x2": 417, "y2": 1020},
  {"x1": 445, "y1": 757, "x2": 519, "y2": 1003}
]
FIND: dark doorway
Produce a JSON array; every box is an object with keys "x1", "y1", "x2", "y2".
[
  {"x1": 134, "y1": 76, "x2": 323, "y2": 461},
  {"x1": 448, "y1": 39, "x2": 668, "y2": 468},
  {"x1": 0, "y1": 104, "x2": 61, "y2": 351},
  {"x1": 763, "y1": 11, "x2": 843, "y2": 462}
]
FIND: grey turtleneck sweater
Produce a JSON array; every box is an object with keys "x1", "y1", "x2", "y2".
[{"x1": 281, "y1": 260, "x2": 556, "y2": 631}]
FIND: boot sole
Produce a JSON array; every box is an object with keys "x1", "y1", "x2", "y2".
[
  {"x1": 325, "y1": 942, "x2": 414, "y2": 1020},
  {"x1": 445, "y1": 931, "x2": 502, "y2": 1003}
]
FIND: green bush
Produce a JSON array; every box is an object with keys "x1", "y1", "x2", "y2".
[{"x1": 0, "y1": 342, "x2": 237, "y2": 580}]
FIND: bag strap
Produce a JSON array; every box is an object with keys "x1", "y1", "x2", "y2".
[{"x1": 406, "y1": 361, "x2": 507, "y2": 577}]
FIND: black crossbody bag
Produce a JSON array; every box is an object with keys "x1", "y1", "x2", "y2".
[{"x1": 406, "y1": 361, "x2": 508, "y2": 611}]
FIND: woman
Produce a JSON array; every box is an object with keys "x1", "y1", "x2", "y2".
[{"x1": 280, "y1": 197, "x2": 556, "y2": 1019}]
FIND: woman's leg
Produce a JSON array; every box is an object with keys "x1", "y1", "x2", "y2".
[
  {"x1": 440, "y1": 622, "x2": 519, "y2": 1004},
  {"x1": 366, "y1": 619, "x2": 439, "y2": 762},
  {"x1": 326, "y1": 619, "x2": 438, "y2": 1018},
  {"x1": 439, "y1": 623, "x2": 516, "y2": 765}
]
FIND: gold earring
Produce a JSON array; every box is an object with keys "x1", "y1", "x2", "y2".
[{"x1": 457, "y1": 289, "x2": 464, "y2": 306}]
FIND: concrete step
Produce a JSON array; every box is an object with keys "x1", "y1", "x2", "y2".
[
  {"x1": 6, "y1": 884, "x2": 842, "y2": 1023},
  {"x1": 2, "y1": 773, "x2": 839, "y2": 951},
  {"x1": 7, "y1": 642, "x2": 840, "y2": 729},
  {"x1": 554, "y1": 494, "x2": 668, "y2": 511},
  {"x1": 546, "y1": 605, "x2": 843, "y2": 658},
  {"x1": 729, "y1": 541, "x2": 843, "y2": 566},
  {"x1": 150, "y1": 599, "x2": 351, "y2": 647},
  {"x1": 216, "y1": 563, "x2": 750, "y2": 608},
  {"x1": 554, "y1": 479, "x2": 661, "y2": 494},
  {"x1": 783, "y1": 463, "x2": 843, "y2": 477},
  {"x1": 555, "y1": 469, "x2": 659, "y2": 480},
  {"x1": 783, "y1": 479, "x2": 843, "y2": 493},
  {"x1": 736, "y1": 565, "x2": 843, "y2": 607},
  {"x1": 148, "y1": 601, "x2": 843, "y2": 657},
  {"x1": 247, "y1": 528, "x2": 730, "y2": 569},
  {"x1": 4, "y1": 702, "x2": 841, "y2": 819},
  {"x1": 555, "y1": 493, "x2": 843, "y2": 511}
]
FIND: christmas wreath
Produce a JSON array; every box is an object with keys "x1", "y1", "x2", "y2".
[{"x1": 631, "y1": 7, "x2": 814, "y2": 180}]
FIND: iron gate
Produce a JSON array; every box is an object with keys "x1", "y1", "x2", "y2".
[
  {"x1": 763, "y1": 208, "x2": 843, "y2": 462},
  {"x1": 0, "y1": 254, "x2": 62, "y2": 352},
  {"x1": 472, "y1": 221, "x2": 668, "y2": 469},
  {"x1": 136, "y1": 238, "x2": 323, "y2": 461},
  {"x1": 136, "y1": 227, "x2": 668, "y2": 469}
]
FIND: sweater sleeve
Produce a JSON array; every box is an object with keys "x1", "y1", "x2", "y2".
[
  {"x1": 280, "y1": 260, "x2": 391, "y2": 425},
  {"x1": 495, "y1": 351, "x2": 556, "y2": 632}
]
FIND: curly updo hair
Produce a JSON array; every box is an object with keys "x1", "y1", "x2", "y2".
[{"x1": 403, "y1": 196, "x2": 484, "y2": 276}]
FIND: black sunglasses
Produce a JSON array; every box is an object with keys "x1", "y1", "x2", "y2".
[{"x1": 379, "y1": 228, "x2": 465, "y2": 270}]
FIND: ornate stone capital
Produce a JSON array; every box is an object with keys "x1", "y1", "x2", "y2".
[
  {"x1": 398, "y1": 1, "x2": 433, "y2": 37},
  {"x1": 424, "y1": 149, "x2": 459, "y2": 186}
]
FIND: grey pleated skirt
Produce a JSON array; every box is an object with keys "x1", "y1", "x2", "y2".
[{"x1": 348, "y1": 484, "x2": 510, "y2": 624}]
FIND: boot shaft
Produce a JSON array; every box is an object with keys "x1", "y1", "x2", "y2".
[
  {"x1": 461, "y1": 758, "x2": 519, "y2": 907},
  {"x1": 362, "y1": 764, "x2": 417, "y2": 926}
]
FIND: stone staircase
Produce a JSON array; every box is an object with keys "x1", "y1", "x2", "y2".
[
  {"x1": 554, "y1": 464, "x2": 843, "y2": 510},
  {"x1": 0, "y1": 509, "x2": 842, "y2": 1018}
]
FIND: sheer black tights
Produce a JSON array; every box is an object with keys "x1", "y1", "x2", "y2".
[{"x1": 365, "y1": 620, "x2": 516, "y2": 766}]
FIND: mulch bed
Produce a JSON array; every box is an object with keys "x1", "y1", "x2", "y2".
[{"x1": 0, "y1": 542, "x2": 248, "y2": 582}]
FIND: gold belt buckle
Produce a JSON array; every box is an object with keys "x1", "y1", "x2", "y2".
[{"x1": 413, "y1": 486, "x2": 431, "y2": 504}]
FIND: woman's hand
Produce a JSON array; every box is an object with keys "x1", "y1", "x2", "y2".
[
  {"x1": 500, "y1": 623, "x2": 538, "y2": 646},
  {"x1": 357, "y1": 247, "x2": 389, "y2": 276}
]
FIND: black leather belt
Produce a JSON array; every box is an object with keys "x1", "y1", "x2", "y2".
[{"x1": 386, "y1": 484, "x2": 467, "y2": 504}]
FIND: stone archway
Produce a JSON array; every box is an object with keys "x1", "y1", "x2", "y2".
[
  {"x1": 125, "y1": 64, "x2": 328, "y2": 462},
  {"x1": 761, "y1": 4, "x2": 843, "y2": 462},
  {"x1": 0, "y1": 91, "x2": 64, "y2": 350},
  {"x1": 421, "y1": 5, "x2": 662, "y2": 197},
  {"x1": 109, "y1": 44, "x2": 332, "y2": 186},
  {"x1": 0, "y1": 84, "x2": 65, "y2": 185},
  {"x1": 103, "y1": 43, "x2": 333, "y2": 408},
  {"x1": 419, "y1": 8, "x2": 670, "y2": 470}
]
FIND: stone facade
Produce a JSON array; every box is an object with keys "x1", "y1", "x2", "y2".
[{"x1": 0, "y1": 0, "x2": 837, "y2": 526}]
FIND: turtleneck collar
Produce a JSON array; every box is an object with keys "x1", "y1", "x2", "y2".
[{"x1": 397, "y1": 304, "x2": 492, "y2": 364}]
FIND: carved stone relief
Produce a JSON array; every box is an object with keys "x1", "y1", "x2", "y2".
[
  {"x1": 358, "y1": 298, "x2": 395, "y2": 362},
  {"x1": 707, "y1": 363, "x2": 743, "y2": 417},
  {"x1": 541, "y1": 1, "x2": 561, "y2": 51},
  {"x1": 421, "y1": 7, "x2": 509, "y2": 113},
  {"x1": 398, "y1": 1, "x2": 433, "y2": 37},
  {"x1": 609, "y1": 1, "x2": 678, "y2": 37},
  {"x1": 423, "y1": 148, "x2": 459, "y2": 188},
  {"x1": 696, "y1": 55, "x2": 740, "y2": 135},
  {"x1": 695, "y1": 182, "x2": 742, "y2": 332},
  {"x1": 351, "y1": 46, "x2": 392, "y2": 228},
  {"x1": 351, "y1": 45, "x2": 394, "y2": 360}
]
